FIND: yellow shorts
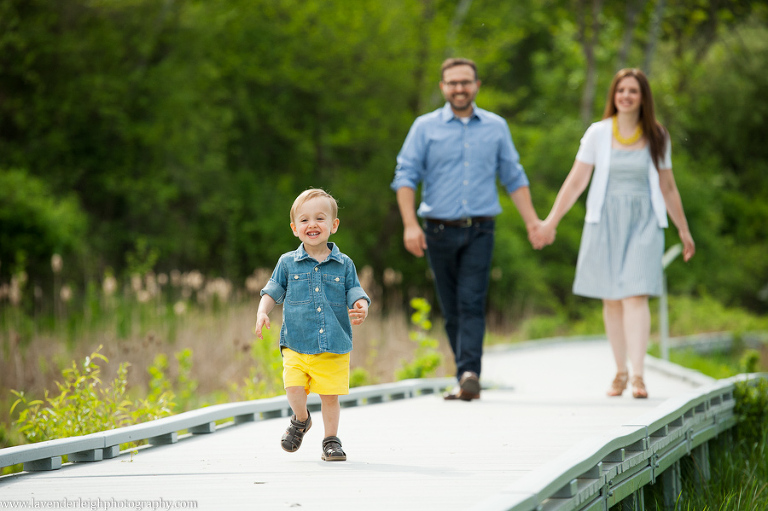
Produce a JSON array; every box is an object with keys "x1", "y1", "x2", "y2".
[{"x1": 282, "y1": 348, "x2": 350, "y2": 396}]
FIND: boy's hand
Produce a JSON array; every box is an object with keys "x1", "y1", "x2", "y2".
[
  {"x1": 349, "y1": 299, "x2": 369, "y2": 325},
  {"x1": 254, "y1": 312, "x2": 270, "y2": 339}
]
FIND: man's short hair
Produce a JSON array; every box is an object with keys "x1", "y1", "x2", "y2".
[{"x1": 441, "y1": 58, "x2": 478, "y2": 81}]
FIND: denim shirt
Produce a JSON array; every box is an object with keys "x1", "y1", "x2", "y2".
[
  {"x1": 391, "y1": 102, "x2": 529, "y2": 220},
  {"x1": 260, "y1": 242, "x2": 370, "y2": 355}
]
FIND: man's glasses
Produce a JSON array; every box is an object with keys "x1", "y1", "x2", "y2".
[{"x1": 442, "y1": 80, "x2": 476, "y2": 89}]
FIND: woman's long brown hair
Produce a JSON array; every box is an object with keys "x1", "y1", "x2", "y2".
[{"x1": 602, "y1": 68, "x2": 668, "y2": 170}]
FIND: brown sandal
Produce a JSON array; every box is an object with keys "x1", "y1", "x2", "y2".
[
  {"x1": 281, "y1": 410, "x2": 311, "y2": 452},
  {"x1": 631, "y1": 376, "x2": 648, "y2": 399},
  {"x1": 321, "y1": 436, "x2": 346, "y2": 461},
  {"x1": 607, "y1": 371, "x2": 629, "y2": 397}
]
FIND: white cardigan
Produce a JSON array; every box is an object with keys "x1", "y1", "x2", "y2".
[{"x1": 576, "y1": 118, "x2": 670, "y2": 228}]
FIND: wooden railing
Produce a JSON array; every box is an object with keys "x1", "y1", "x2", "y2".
[
  {"x1": 472, "y1": 373, "x2": 767, "y2": 511},
  {"x1": 0, "y1": 377, "x2": 454, "y2": 472}
]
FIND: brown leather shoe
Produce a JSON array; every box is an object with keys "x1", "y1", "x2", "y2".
[
  {"x1": 443, "y1": 387, "x2": 480, "y2": 401},
  {"x1": 459, "y1": 371, "x2": 481, "y2": 395}
]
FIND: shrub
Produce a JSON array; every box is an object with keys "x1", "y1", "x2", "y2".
[
  {"x1": 396, "y1": 298, "x2": 443, "y2": 380},
  {"x1": 231, "y1": 328, "x2": 283, "y2": 400},
  {"x1": 10, "y1": 347, "x2": 175, "y2": 444}
]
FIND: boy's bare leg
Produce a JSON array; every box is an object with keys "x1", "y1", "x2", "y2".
[
  {"x1": 286, "y1": 386, "x2": 309, "y2": 421},
  {"x1": 319, "y1": 394, "x2": 340, "y2": 437}
]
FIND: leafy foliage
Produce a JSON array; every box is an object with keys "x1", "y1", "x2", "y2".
[
  {"x1": 396, "y1": 298, "x2": 443, "y2": 380},
  {"x1": 10, "y1": 347, "x2": 175, "y2": 444},
  {"x1": 0, "y1": 0, "x2": 767, "y2": 323},
  {"x1": 0, "y1": 169, "x2": 86, "y2": 281},
  {"x1": 734, "y1": 377, "x2": 768, "y2": 448},
  {"x1": 231, "y1": 327, "x2": 284, "y2": 401}
]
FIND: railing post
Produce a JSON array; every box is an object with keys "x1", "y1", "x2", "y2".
[
  {"x1": 660, "y1": 273, "x2": 670, "y2": 361},
  {"x1": 620, "y1": 489, "x2": 645, "y2": 511},
  {"x1": 660, "y1": 244, "x2": 683, "y2": 361},
  {"x1": 692, "y1": 441, "x2": 711, "y2": 485},
  {"x1": 662, "y1": 460, "x2": 683, "y2": 510}
]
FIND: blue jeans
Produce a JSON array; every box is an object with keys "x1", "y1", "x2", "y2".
[{"x1": 424, "y1": 219, "x2": 495, "y2": 380}]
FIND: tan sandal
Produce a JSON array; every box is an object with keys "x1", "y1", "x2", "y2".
[
  {"x1": 607, "y1": 371, "x2": 629, "y2": 397},
  {"x1": 631, "y1": 376, "x2": 648, "y2": 399}
]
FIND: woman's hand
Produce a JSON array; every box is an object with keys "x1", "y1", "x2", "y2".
[
  {"x1": 529, "y1": 218, "x2": 557, "y2": 250},
  {"x1": 679, "y1": 229, "x2": 696, "y2": 262}
]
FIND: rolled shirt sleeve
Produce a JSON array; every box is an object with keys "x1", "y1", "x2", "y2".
[
  {"x1": 392, "y1": 117, "x2": 428, "y2": 192},
  {"x1": 345, "y1": 260, "x2": 370, "y2": 309},
  {"x1": 260, "y1": 258, "x2": 287, "y2": 304},
  {"x1": 496, "y1": 119, "x2": 529, "y2": 194}
]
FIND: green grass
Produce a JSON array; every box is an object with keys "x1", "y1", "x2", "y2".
[
  {"x1": 621, "y1": 349, "x2": 768, "y2": 511},
  {"x1": 642, "y1": 380, "x2": 768, "y2": 511}
]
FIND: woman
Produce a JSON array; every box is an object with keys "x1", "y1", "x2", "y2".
[{"x1": 533, "y1": 68, "x2": 695, "y2": 398}]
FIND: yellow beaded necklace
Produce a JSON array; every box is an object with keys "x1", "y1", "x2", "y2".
[{"x1": 612, "y1": 115, "x2": 643, "y2": 145}]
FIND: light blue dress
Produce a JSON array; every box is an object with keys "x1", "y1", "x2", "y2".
[{"x1": 573, "y1": 148, "x2": 664, "y2": 300}]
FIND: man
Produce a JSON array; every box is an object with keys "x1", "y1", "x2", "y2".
[{"x1": 391, "y1": 58, "x2": 542, "y2": 401}]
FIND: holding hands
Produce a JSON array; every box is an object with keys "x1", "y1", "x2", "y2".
[{"x1": 528, "y1": 218, "x2": 557, "y2": 250}]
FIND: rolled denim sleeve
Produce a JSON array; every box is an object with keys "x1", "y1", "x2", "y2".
[
  {"x1": 497, "y1": 121, "x2": 530, "y2": 194},
  {"x1": 345, "y1": 260, "x2": 370, "y2": 309},
  {"x1": 260, "y1": 258, "x2": 287, "y2": 304},
  {"x1": 391, "y1": 118, "x2": 427, "y2": 191}
]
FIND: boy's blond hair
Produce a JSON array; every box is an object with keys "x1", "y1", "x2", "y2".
[{"x1": 290, "y1": 188, "x2": 338, "y2": 223}]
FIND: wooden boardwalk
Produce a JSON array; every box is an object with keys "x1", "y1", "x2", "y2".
[{"x1": 0, "y1": 339, "x2": 710, "y2": 511}]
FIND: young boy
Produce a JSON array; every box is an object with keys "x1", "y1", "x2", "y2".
[{"x1": 255, "y1": 188, "x2": 370, "y2": 461}]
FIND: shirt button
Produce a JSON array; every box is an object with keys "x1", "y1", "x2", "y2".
[
  {"x1": 464, "y1": 161, "x2": 469, "y2": 167},
  {"x1": 317, "y1": 307, "x2": 322, "y2": 312},
  {"x1": 319, "y1": 329, "x2": 324, "y2": 334},
  {"x1": 315, "y1": 287, "x2": 320, "y2": 292},
  {"x1": 462, "y1": 199, "x2": 468, "y2": 205},
  {"x1": 294, "y1": 275, "x2": 299, "y2": 279},
  {"x1": 335, "y1": 277, "x2": 340, "y2": 282},
  {"x1": 463, "y1": 180, "x2": 469, "y2": 185},
  {"x1": 464, "y1": 143, "x2": 469, "y2": 148},
  {"x1": 314, "y1": 267, "x2": 319, "y2": 272}
]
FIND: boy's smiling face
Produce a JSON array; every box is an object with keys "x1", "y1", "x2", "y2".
[{"x1": 290, "y1": 196, "x2": 340, "y2": 250}]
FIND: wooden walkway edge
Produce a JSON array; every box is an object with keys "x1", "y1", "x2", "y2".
[{"x1": 0, "y1": 339, "x2": 740, "y2": 510}]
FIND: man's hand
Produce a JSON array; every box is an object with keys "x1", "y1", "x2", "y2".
[
  {"x1": 529, "y1": 218, "x2": 556, "y2": 250},
  {"x1": 403, "y1": 224, "x2": 428, "y2": 257}
]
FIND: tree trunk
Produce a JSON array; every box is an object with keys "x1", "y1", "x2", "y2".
[
  {"x1": 412, "y1": 0, "x2": 436, "y2": 115},
  {"x1": 445, "y1": 0, "x2": 474, "y2": 57},
  {"x1": 578, "y1": 0, "x2": 603, "y2": 126},
  {"x1": 429, "y1": 0, "x2": 474, "y2": 108},
  {"x1": 618, "y1": 0, "x2": 646, "y2": 70},
  {"x1": 644, "y1": 0, "x2": 666, "y2": 75}
]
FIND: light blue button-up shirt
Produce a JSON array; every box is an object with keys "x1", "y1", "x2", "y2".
[
  {"x1": 260, "y1": 243, "x2": 370, "y2": 355},
  {"x1": 391, "y1": 103, "x2": 529, "y2": 220}
]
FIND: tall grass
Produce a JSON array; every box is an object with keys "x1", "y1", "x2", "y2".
[
  {"x1": 0, "y1": 259, "x2": 453, "y2": 451},
  {"x1": 641, "y1": 378, "x2": 768, "y2": 511},
  {"x1": 2, "y1": 256, "x2": 767, "y2": 503}
]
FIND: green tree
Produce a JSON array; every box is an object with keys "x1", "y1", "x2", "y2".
[{"x1": 0, "y1": 169, "x2": 86, "y2": 282}]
